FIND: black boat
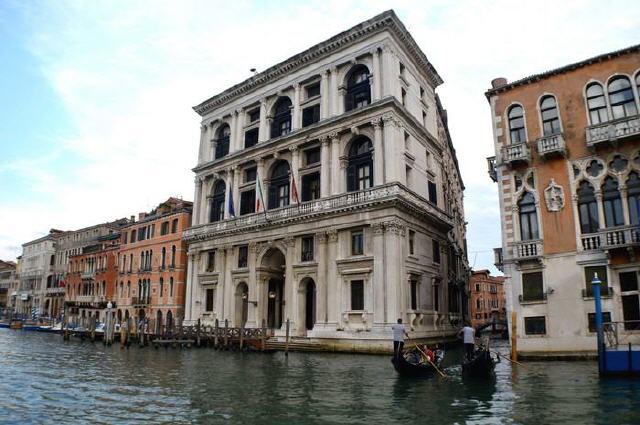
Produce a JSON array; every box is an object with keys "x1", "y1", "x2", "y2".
[
  {"x1": 391, "y1": 349, "x2": 445, "y2": 378},
  {"x1": 462, "y1": 348, "x2": 496, "y2": 378}
]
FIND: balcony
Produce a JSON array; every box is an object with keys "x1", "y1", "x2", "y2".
[
  {"x1": 586, "y1": 115, "x2": 640, "y2": 148},
  {"x1": 536, "y1": 133, "x2": 566, "y2": 158},
  {"x1": 582, "y1": 286, "x2": 614, "y2": 298},
  {"x1": 45, "y1": 287, "x2": 66, "y2": 295},
  {"x1": 512, "y1": 239, "x2": 543, "y2": 262},
  {"x1": 487, "y1": 156, "x2": 497, "y2": 182},
  {"x1": 581, "y1": 225, "x2": 640, "y2": 251},
  {"x1": 519, "y1": 292, "x2": 548, "y2": 303},
  {"x1": 81, "y1": 271, "x2": 95, "y2": 279},
  {"x1": 184, "y1": 183, "x2": 453, "y2": 241},
  {"x1": 132, "y1": 296, "x2": 150, "y2": 306},
  {"x1": 493, "y1": 247, "x2": 503, "y2": 272},
  {"x1": 500, "y1": 141, "x2": 530, "y2": 166}
]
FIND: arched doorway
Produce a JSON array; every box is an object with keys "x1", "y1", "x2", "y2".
[
  {"x1": 117, "y1": 309, "x2": 122, "y2": 323},
  {"x1": 301, "y1": 278, "x2": 316, "y2": 332},
  {"x1": 235, "y1": 282, "x2": 249, "y2": 328},
  {"x1": 166, "y1": 310, "x2": 174, "y2": 330},
  {"x1": 156, "y1": 310, "x2": 163, "y2": 334},
  {"x1": 261, "y1": 248, "x2": 286, "y2": 329}
]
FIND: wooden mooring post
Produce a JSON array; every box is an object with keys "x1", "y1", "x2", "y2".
[
  {"x1": 285, "y1": 318, "x2": 290, "y2": 356},
  {"x1": 261, "y1": 319, "x2": 266, "y2": 352},
  {"x1": 239, "y1": 322, "x2": 244, "y2": 351},
  {"x1": 224, "y1": 319, "x2": 229, "y2": 350},
  {"x1": 214, "y1": 319, "x2": 219, "y2": 349},
  {"x1": 511, "y1": 311, "x2": 518, "y2": 362}
]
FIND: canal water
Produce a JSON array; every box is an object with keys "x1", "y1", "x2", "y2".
[{"x1": 0, "y1": 331, "x2": 639, "y2": 424}]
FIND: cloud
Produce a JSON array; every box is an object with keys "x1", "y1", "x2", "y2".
[{"x1": 2, "y1": 0, "x2": 639, "y2": 276}]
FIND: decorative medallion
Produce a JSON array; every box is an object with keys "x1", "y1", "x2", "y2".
[{"x1": 544, "y1": 178, "x2": 565, "y2": 212}]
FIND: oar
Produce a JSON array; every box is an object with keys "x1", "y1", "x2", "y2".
[
  {"x1": 414, "y1": 345, "x2": 447, "y2": 378},
  {"x1": 494, "y1": 351, "x2": 525, "y2": 367}
]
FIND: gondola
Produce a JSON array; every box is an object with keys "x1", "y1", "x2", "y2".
[
  {"x1": 391, "y1": 348, "x2": 444, "y2": 378},
  {"x1": 462, "y1": 348, "x2": 496, "y2": 379}
]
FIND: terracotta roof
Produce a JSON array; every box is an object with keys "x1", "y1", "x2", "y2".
[{"x1": 485, "y1": 43, "x2": 640, "y2": 98}]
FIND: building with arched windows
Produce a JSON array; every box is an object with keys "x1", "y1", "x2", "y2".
[
  {"x1": 183, "y1": 10, "x2": 468, "y2": 352},
  {"x1": 487, "y1": 44, "x2": 640, "y2": 358}
]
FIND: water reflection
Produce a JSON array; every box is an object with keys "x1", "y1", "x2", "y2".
[{"x1": 1, "y1": 331, "x2": 640, "y2": 424}]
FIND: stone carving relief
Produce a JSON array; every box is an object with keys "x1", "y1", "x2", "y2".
[{"x1": 544, "y1": 178, "x2": 565, "y2": 212}]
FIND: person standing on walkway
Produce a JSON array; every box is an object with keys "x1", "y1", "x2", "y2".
[
  {"x1": 458, "y1": 322, "x2": 476, "y2": 360},
  {"x1": 391, "y1": 318, "x2": 409, "y2": 360}
]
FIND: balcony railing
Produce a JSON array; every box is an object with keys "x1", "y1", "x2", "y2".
[
  {"x1": 132, "y1": 296, "x2": 150, "y2": 306},
  {"x1": 184, "y1": 183, "x2": 452, "y2": 241},
  {"x1": 586, "y1": 115, "x2": 640, "y2": 147},
  {"x1": 493, "y1": 247, "x2": 503, "y2": 271},
  {"x1": 512, "y1": 239, "x2": 543, "y2": 261},
  {"x1": 81, "y1": 271, "x2": 95, "y2": 279},
  {"x1": 582, "y1": 286, "x2": 614, "y2": 298},
  {"x1": 518, "y1": 292, "x2": 548, "y2": 303},
  {"x1": 487, "y1": 156, "x2": 497, "y2": 182},
  {"x1": 581, "y1": 225, "x2": 640, "y2": 251},
  {"x1": 45, "y1": 287, "x2": 66, "y2": 295},
  {"x1": 500, "y1": 141, "x2": 530, "y2": 166},
  {"x1": 536, "y1": 133, "x2": 566, "y2": 157}
]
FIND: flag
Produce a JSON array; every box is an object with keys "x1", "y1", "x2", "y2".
[
  {"x1": 291, "y1": 173, "x2": 300, "y2": 204},
  {"x1": 256, "y1": 175, "x2": 266, "y2": 213},
  {"x1": 228, "y1": 190, "x2": 236, "y2": 217}
]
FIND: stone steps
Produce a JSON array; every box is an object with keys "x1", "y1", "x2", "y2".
[{"x1": 265, "y1": 339, "x2": 329, "y2": 352}]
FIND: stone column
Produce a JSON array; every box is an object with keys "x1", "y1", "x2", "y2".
[
  {"x1": 595, "y1": 190, "x2": 606, "y2": 229},
  {"x1": 208, "y1": 123, "x2": 216, "y2": 162},
  {"x1": 371, "y1": 48, "x2": 381, "y2": 101},
  {"x1": 224, "y1": 170, "x2": 232, "y2": 220},
  {"x1": 201, "y1": 175, "x2": 213, "y2": 224},
  {"x1": 330, "y1": 66, "x2": 339, "y2": 117},
  {"x1": 246, "y1": 243, "x2": 259, "y2": 328},
  {"x1": 284, "y1": 237, "x2": 296, "y2": 331},
  {"x1": 372, "y1": 222, "x2": 386, "y2": 326},
  {"x1": 198, "y1": 124, "x2": 207, "y2": 164},
  {"x1": 382, "y1": 115, "x2": 400, "y2": 184},
  {"x1": 257, "y1": 276, "x2": 268, "y2": 328},
  {"x1": 184, "y1": 251, "x2": 197, "y2": 324},
  {"x1": 316, "y1": 232, "x2": 328, "y2": 325},
  {"x1": 193, "y1": 177, "x2": 203, "y2": 226},
  {"x1": 290, "y1": 146, "x2": 300, "y2": 203},
  {"x1": 258, "y1": 99, "x2": 268, "y2": 142},
  {"x1": 230, "y1": 112, "x2": 237, "y2": 154},
  {"x1": 235, "y1": 109, "x2": 245, "y2": 151},
  {"x1": 384, "y1": 220, "x2": 405, "y2": 324},
  {"x1": 330, "y1": 132, "x2": 340, "y2": 196},
  {"x1": 326, "y1": 229, "x2": 339, "y2": 328},
  {"x1": 216, "y1": 246, "x2": 228, "y2": 321},
  {"x1": 256, "y1": 159, "x2": 266, "y2": 211},
  {"x1": 620, "y1": 186, "x2": 631, "y2": 225},
  {"x1": 292, "y1": 83, "x2": 301, "y2": 130},
  {"x1": 381, "y1": 44, "x2": 397, "y2": 99},
  {"x1": 372, "y1": 117, "x2": 384, "y2": 185},
  {"x1": 320, "y1": 137, "x2": 331, "y2": 198},
  {"x1": 320, "y1": 70, "x2": 330, "y2": 119}
]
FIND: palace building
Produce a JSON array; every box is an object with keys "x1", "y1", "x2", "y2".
[
  {"x1": 184, "y1": 10, "x2": 468, "y2": 351},
  {"x1": 487, "y1": 44, "x2": 640, "y2": 357}
]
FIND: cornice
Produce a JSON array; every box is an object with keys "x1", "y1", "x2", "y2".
[{"x1": 193, "y1": 10, "x2": 443, "y2": 116}]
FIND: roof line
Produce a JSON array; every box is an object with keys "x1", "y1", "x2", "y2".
[{"x1": 485, "y1": 43, "x2": 640, "y2": 98}]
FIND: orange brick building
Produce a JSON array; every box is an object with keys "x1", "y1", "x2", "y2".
[
  {"x1": 487, "y1": 44, "x2": 640, "y2": 356},
  {"x1": 115, "y1": 198, "x2": 192, "y2": 330},
  {"x1": 65, "y1": 234, "x2": 120, "y2": 323},
  {"x1": 469, "y1": 270, "x2": 505, "y2": 328}
]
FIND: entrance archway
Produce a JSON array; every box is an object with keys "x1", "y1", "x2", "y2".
[
  {"x1": 303, "y1": 278, "x2": 316, "y2": 331},
  {"x1": 235, "y1": 282, "x2": 249, "y2": 328},
  {"x1": 156, "y1": 310, "x2": 163, "y2": 334},
  {"x1": 261, "y1": 248, "x2": 285, "y2": 329},
  {"x1": 166, "y1": 310, "x2": 174, "y2": 330}
]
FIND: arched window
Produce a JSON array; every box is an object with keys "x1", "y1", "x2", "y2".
[
  {"x1": 170, "y1": 277, "x2": 174, "y2": 297},
  {"x1": 518, "y1": 192, "x2": 539, "y2": 241},
  {"x1": 346, "y1": 137, "x2": 373, "y2": 192},
  {"x1": 608, "y1": 76, "x2": 638, "y2": 120},
  {"x1": 171, "y1": 245, "x2": 176, "y2": 268},
  {"x1": 586, "y1": 83, "x2": 608, "y2": 124},
  {"x1": 215, "y1": 124, "x2": 230, "y2": 159},
  {"x1": 627, "y1": 172, "x2": 640, "y2": 225},
  {"x1": 140, "y1": 252, "x2": 144, "y2": 271},
  {"x1": 268, "y1": 161, "x2": 290, "y2": 209},
  {"x1": 127, "y1": 281, "x2": 131, "y2": 298},
  {"x1": 270, "y1": 97, "x2": 292, "y2": 138},
  {"x1": 161, "y1": 247, "x2": 166, "y2": 269},
  {"x1": 345, "y1": 65, "x2": 371, "y2": 111},
  {"x1": 508, "y1": 105, "x2": 526, "y2": 143},
  {"x1": 159, "y1": 277, "x2": 164, "y2": 298},
  {"x1": 602, "y1": 176, "x2": 624, "y2": 228},
  {"x1": 540, "y1": 96, "x2": 560, "y2": 136},
  {"x1": 209, "y1": 180, "x2": 226, "y2": 223},
  {"x1": 578, "y1": 181, "x2": 599, "y2": 233}
]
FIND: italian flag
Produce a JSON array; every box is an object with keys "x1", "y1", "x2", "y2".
[{"x1": 256, "y1": 175, "x2": 265, "y2": 212}]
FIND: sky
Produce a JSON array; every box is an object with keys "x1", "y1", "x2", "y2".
[{"x1": 1, "y1": 0, "x2": 639, "y2": 274}]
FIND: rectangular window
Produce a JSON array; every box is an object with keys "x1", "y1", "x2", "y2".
[
  {"x1": 305, "y1": 148, "x2": 320, "y2": 165},
  {"x1": 351, "y1": 280, "x2": 364, "y2": 311},
  {"x1": 123, "y1": 232, "x2": 128, "y2": 244},
  {"x1": 301, "y1": 172, "x2": 321, "y2": 201},
  {"x1": 420, "y1": 86, "x2": 425, "y2": 100},
  {"x1": 138, "y1": 228, "x2": 145, "y2": 241},
  {"x1": 409, "y1": 230, "x2": 415, "y2": 255},
  {"x1": 401, "y1": 87, "x2": 406, "y2": 106},
  {"x1": 207, "y1": 251, "x2": 215, "y2": 272},
  {"x1": 620, "y1": 271, "x2": 638, "y2": 292},
  {"x1": 351, "y1": 230, "x2": 363, "y2": 256},
  {"x1": 150, "y1": 224, "x2": 155, "y2": 238},
  {"x1": 171, "y1": 219, "x2": 178, "y2": 233},
  {"x1": 301, "y1": 236, "x2": 314, "y2": 262},
  {"x1": 302, "y1": 104, "x2": 320, "y2": 127},
  {"x1": 244, "y1": 167, "x2": 257, "y2": 183},
  {"x1": 584, "y1": 266, "x2": 608, "y2": 297},
  {"x1": 205, "y1": 288, "x2": 214, "y2": 312},
  {"x1": 245, "y1": 128, "x2": 259, "y2": 148},
  {"x1": 238, "y1": 245, "x2": 248, "y2": 268},
  {"x1": 432, "y1": 240, "x2": 440, "y2": 264},
  {"x1": 248, "y1": 109, "x2": 260, "y2": 123},
  {"x1": 410, "y1": 279, "x2": 418, "y2": 310},
  {"x1": 522, "y1": 272, "x2": 544, "y2": 301},
  {"x1": 428, "y1": 181, "x2": 438, "y2": 205},
  {"x1": 524, "y1": 316, "x2": 546, "y2": 335},
  {"x1": 622, "y1": 294, "x2": 640, "y2": 330},
  {"x1": 306, "y1": 83, "x2": 320, "y2": 98},
  {"x1": 588, "y1": 312, "x2": 612, "y2": 332},
  {"x1": 240, "y1": 190, "x2": 256, "y2": 215},
  {"x1": 399, "y1": 62, "x2": 405, "y2": 77},
  {"x1": 475, "y1": 283, "x2": 480, "y2": 292},
  {"x1": 406, "y1": 166, "x2": 413, "y2": 187},
  {"x1": 161, "y1": 222, "x2": 169, "y2": 236}
]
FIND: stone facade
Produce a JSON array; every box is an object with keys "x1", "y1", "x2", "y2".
[
  {"x1": 469, "y1": 270, "x2": 506, "y2": 329},
  {"x1": 0, "y1": 259, "x2": 19, "y2": 314},
  {"x1": 184, "y1": 10, "x2": 468, "y2": 351},
  {"x1": 487, "y1": 45, "x2": 640, "y2": 357}
]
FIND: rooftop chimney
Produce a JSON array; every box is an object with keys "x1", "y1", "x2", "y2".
[
  {"x1": 491, "y1": 77, "x2": 508, "y2": 89},
  {"x1": 130, "y1": 215, "x2": 135, "y2": 223},
  {"x1": 138, "y1": 213, "x2": 146, "y2": 221}
]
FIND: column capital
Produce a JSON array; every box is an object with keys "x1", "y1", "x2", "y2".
[
  {"x1": 372, "y1": 222, "x2": 385, "y2": 235},
  {"x1": 327, "y1": 228, "x2": 338, "y2": 242},
  {"x1": 284, "y1": 237, "x2": 295, "y2": 247},
  {"x1": 317, "y1": 232, "x2": 328, "y2": 243},
  {"x1": 289, "y1": 145, "x2": 299, "y2": 154},
  {"x1": 371, "y1": 117, "x2": 383, "y2": 128},
  {"x1": 383, "y1": 220, "x2": 406, "y2": 236},
  {"x1": 249, "y1": 242, "x2": 262, "y2": 253}
]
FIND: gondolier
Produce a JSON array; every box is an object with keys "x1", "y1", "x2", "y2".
[
  {"x1": 459, "y1": 322, "x2": 476, "y2": 360},
  {"x1": 391, "y1": 318, "x2": 409, "y2": 360}
]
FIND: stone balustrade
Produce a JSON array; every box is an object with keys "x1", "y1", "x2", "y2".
[
  {"x1": 512, "y1": 239, "x2": 543, "y2": 260},
  {"x1": 536, "y1": 133, "x2": 566, "y2": 157},
  {"x1": 586, "y1": 115, "x2": 640, "y2": 147},
  {"x1": 581, "y1": 225, "x2": 640, "y2": 251},
  {"x1": 500, "y1": 141, "x2": 530, "y2": 165}
]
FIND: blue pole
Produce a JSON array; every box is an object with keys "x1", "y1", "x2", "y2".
[{"x1": 592, "y1": 273, "x2": 604, "y2": 374}]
